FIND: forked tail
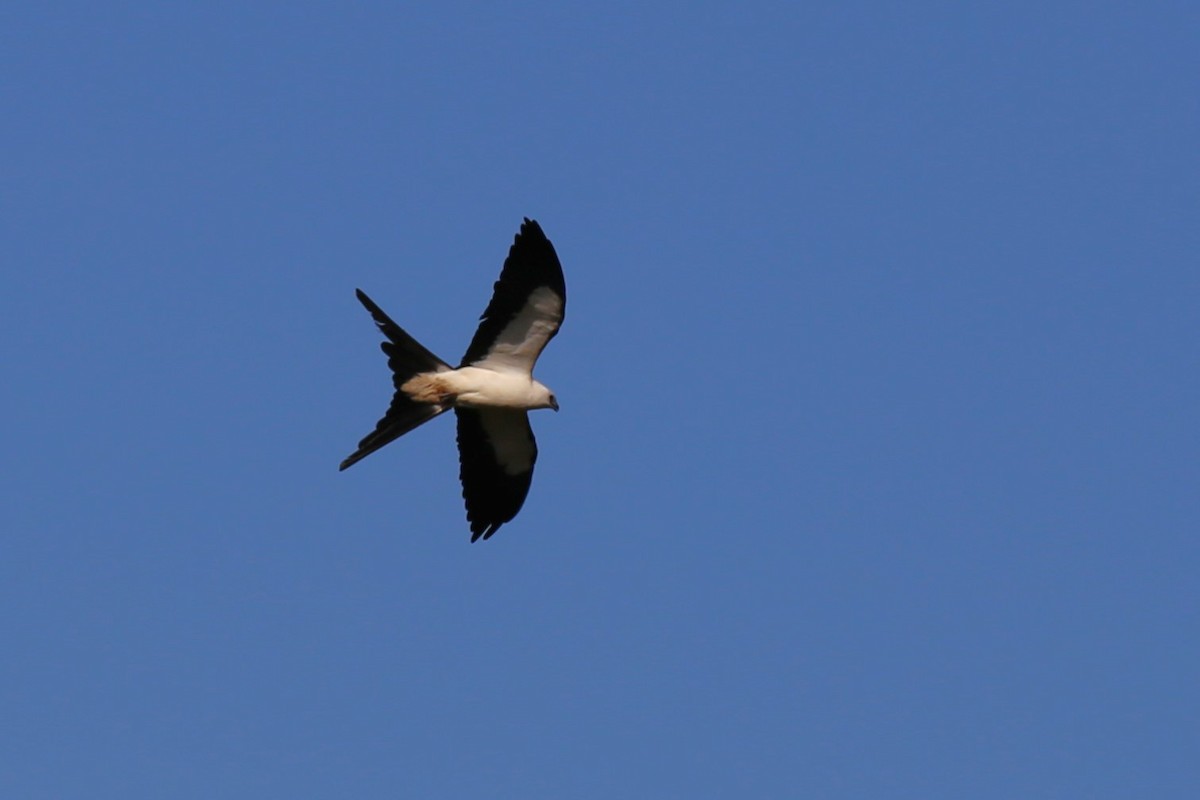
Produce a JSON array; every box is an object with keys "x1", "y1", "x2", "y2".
[{"x1": 339, "y1": 289, "x2": 452, "y2": 471}]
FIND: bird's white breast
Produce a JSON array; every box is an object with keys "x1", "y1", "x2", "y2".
[{"x1": 442, "y1": 367, "x2": 542, "y2": 409}]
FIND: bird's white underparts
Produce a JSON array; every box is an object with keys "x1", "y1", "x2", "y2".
[
  {"x1": 401, "y1": 368, "x2": 557, "y2": 412},
  {"x1": 339, "y1": 218, "x2": 566, "y2": 542}
]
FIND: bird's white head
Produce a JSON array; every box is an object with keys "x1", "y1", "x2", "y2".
[{"x1": 532, "y1": 380, "x2": 559, "y2": 412}]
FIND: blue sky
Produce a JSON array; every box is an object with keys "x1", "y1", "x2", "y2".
[{"x1": 2, "y1": 2, "x2": 1197, "y2": 797}]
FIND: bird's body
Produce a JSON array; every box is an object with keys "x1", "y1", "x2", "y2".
[
  {"x1": 400, "y1": 368, "x2": 557, "y2": 411},
  {"x1": 340, "y1": 218, "x2": 566, "y2": 541}
]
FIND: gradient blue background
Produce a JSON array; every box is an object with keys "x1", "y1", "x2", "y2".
[{"x1": 3, "y1": 2, "x2": 1197, "y2": 797}]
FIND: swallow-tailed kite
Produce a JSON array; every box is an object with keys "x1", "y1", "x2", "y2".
[{"x1": 340, "y1": 218, "x2": 566, "y2": 541}]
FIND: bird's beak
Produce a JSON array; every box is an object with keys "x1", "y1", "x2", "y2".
[{"x1": 550, "y1": 398, "x2": 560, "y2": 412}]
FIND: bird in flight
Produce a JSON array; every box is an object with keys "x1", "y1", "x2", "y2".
[{"x1": 340, "y1": 218, "x2": 566, "y2": 541}]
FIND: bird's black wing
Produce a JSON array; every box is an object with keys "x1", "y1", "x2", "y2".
[
  {"x1": 455, "y1": 408, "x2": 538, "y2": 541},
  {"x1": 460, "y1": 218, "x2": 566, "y2": 372}
]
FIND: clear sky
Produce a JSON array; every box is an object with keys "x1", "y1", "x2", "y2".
[{"x1": 2, "y1": 2, "x2": 1197, "y2": 797}]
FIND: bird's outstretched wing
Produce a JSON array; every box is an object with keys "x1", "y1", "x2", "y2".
[
  {"x1": 455, "y1": 408, "x2": 537, "y2": 541},
  {"x1": 460, "y1": 218, "x2": 566, "y2": 373}
]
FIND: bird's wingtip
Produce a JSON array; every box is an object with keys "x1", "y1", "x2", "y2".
[{"x1": 468, "y1": 521, "x2": 501, "y2": 542}]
